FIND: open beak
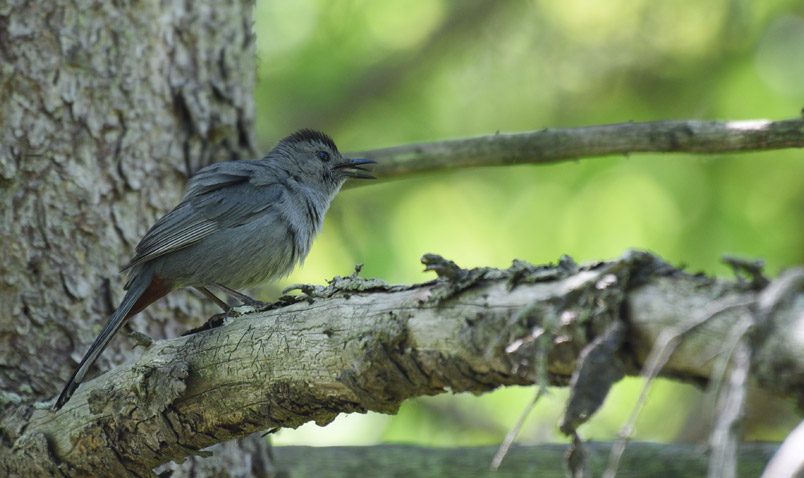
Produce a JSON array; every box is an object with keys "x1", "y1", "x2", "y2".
[{"x1": 334, "y1": 158, "x2": 376, "y2": 179}]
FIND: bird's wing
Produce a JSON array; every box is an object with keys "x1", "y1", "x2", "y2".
[{"x1": 122, "y1": 161, "x2": 284, "y2": 271}]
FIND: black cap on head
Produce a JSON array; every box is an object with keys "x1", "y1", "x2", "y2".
[{"x1": 283, "y1": 129, "x2": 338, "y2": 152}]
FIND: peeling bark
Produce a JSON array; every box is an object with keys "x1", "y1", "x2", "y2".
[
  {"x1": 1, "y1": 2, "x2": 802, "y2": 476},
  {"x1": 2, "y1": 251, "x2": 801, "y2": 475}
]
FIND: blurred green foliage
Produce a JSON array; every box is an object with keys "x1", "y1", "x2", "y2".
[{"x1": 253, "y1": 0, "x2": 803, "y2": 448}]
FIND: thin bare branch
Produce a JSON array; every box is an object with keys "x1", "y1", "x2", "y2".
[
  {"x1": 761, "y1": 419, "x2": 804, "y2": 478},
  {"x1": 348, "y1": 118, "x2": 804, "y2": 184},
  {"x1": 708, "y1": 328, "x2": 751, "y2": 478},
  {"x1": 272, "y1": 443, "x2": 780, "y2": 478},
  {"x1": 604, "y1": 299, "x2": 755, "y2": 478},
  {"x1": 491, "y1": 323, "x2": 551, "y2": 471}
]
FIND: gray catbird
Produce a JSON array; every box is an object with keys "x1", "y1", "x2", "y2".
[{"x1": 53, "y1": 129, "x2": 374, "y2": 409}]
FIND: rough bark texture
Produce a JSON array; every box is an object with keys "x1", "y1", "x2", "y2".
[
  {"x1": 350, "y1": 118, "x2": 804, "y2": 183},
  {"x1": 0, "y1": 0, "x2": 259, "y2": 475},
  {"x1": 271, "y1": 443, "x2": 779, "y2": 478},
  {"x1": 3, "y1": 251, "x2": 801, "y2": 475},
  {"x1": 1, "y1": 2, "x2": 802, "y2": 476}
]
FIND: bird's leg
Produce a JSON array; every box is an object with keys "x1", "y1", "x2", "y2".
[
  {"x1": 195, "y1": 286, "x2": 230, "y2": 312},
  {"x1": 215, "y1": 283, "x2": 267, "y2": 307}
]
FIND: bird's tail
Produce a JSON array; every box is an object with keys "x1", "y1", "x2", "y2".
[{"x1": 53, "y1": 269, "x2": 168, "y2": 410}]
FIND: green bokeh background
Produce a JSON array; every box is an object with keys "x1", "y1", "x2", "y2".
[{"x1": 252, "y1": 0, "x2": 803, "y2": 447}]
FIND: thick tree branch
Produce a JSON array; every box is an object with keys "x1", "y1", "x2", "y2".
[
  {"x1": 348, "y1": 118, "x2": 804, "y2": 183},
  {"x1": 4, "y1": 251, "x2": 802, "y2": 476}
]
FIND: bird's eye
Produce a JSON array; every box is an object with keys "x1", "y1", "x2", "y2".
[{"x1": 316, "y1": 150, "x2": 331, "y2": 162}]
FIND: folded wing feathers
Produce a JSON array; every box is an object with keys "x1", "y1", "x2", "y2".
[{"x1": 122, "y1": 161, "x2": 279, "y2": 271}]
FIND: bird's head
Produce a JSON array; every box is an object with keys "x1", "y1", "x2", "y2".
[{"x1": 271, "y1": 129, "x2": 375, "y2": 193}]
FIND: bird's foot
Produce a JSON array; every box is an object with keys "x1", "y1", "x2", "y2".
[
  {"x1": 227, "y1": 303, "x2": 263, "y2": 316},
  {"x1": 215, "y1": 283, "x2": 269, "y2": 309},
  {"x1": 128, "y1": 330, "x2": 154, "y2": 348}
]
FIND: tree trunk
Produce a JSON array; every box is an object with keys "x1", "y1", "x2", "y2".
[
  {"x1": 2, "y1": 2, "x2": 802, "y2": 477},
  {"x1": 0, "y1": 0, "x2": 265, "y2": 475}
]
